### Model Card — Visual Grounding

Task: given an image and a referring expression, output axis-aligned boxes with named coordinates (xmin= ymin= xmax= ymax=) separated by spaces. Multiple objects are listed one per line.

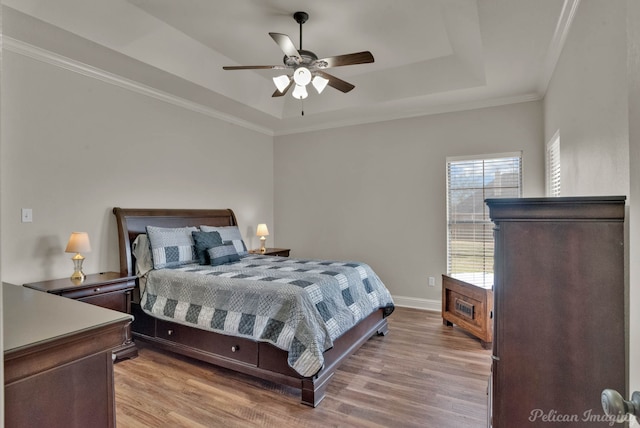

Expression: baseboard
xmin=392 ymin=295 xmax=441 ymax=312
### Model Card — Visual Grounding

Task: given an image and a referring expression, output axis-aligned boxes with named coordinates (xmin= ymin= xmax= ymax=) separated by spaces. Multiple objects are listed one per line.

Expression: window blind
xmin=546 ymin=132 xmax=561 ymax=196
xmin=446 ymin=153 xmax=522 ymax=286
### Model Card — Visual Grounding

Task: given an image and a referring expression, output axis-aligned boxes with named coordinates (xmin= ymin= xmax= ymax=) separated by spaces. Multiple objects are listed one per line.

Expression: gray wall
xmin=274 ymin=102 xmax=545 ymax=308
xmin=1 ymin=49 xmax=274 ymax=285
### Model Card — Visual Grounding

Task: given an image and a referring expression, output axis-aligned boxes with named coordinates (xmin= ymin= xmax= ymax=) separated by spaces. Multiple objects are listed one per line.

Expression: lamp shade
xmin=256 ymin=224 xmax=269 ymax=237
xmin=273 ymin=75 xmax=291 ymax=93
xmin=312 ymin=75 xmax=329 ymax=94
xmin=65 ymin=232 xmax=91 ymax=254
xmin=292 ymin=84 xmax=308 ymax=100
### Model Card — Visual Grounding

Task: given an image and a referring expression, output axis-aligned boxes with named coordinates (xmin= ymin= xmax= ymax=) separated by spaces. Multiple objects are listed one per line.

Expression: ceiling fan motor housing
xmin=293 ymin=11 xmax=308 ymax=25
xmin=283 ymin=50 xmax=318 ymax=67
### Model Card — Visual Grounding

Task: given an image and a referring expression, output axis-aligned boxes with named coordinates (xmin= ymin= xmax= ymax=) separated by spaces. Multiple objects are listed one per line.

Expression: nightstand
xmin=248 ymin=248 xmax=291 ymax=257
xmin=24 ymin=271 xmax=138 ymax=360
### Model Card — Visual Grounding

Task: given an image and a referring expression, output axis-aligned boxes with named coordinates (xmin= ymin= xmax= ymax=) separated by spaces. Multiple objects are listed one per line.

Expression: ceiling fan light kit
xmin=223 ymin=11 xmax=374 ymax=104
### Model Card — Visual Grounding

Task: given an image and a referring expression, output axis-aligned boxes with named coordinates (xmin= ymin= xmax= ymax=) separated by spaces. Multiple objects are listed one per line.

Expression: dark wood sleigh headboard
xmin=112 ymin=207 xmax=238 ymax=277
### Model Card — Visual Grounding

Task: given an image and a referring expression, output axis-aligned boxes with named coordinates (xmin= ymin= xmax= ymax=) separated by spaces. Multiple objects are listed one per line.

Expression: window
xmin=546 ymin=131 xmax=561 ymax=196
xmin=446 ymin=152 xmax=522 ymax=286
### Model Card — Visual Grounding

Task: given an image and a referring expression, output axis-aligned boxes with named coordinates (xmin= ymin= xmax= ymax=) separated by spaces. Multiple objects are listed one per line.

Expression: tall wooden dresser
xmin=486 ymin=196 xmax=626 ymax=428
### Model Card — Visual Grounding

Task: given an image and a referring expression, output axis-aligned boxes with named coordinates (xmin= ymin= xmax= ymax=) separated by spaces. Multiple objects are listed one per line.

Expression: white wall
xmin=1 ymin=47 xmax=274 ymax=286
xmin=274 ymin=102 xmax=545 ymax=308
xmin=544 ymin=0 xmax=638 ymax=395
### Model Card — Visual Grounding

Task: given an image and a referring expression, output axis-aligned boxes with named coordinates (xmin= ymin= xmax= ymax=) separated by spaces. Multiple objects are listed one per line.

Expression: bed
xmin=113 ymin=207 xmax=394 ymax=406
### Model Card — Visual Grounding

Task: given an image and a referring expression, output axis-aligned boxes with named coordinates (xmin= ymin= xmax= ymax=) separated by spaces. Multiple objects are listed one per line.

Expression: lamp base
xmin=70 ymin=254 xmax=86 ymax=282
xmin=260 ymin=236 xmax=267 ymax=253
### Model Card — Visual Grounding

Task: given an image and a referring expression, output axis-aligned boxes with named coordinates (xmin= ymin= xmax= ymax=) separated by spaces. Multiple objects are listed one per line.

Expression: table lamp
xmin=256 ymin=224 xmax=269 ymax=253
xmin=65 ymin=232 xmax=91 ymax=281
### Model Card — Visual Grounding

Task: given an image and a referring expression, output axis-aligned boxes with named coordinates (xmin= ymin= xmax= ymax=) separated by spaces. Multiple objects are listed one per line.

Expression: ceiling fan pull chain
xmin=301 ymin=99 xmax=304 ymax=116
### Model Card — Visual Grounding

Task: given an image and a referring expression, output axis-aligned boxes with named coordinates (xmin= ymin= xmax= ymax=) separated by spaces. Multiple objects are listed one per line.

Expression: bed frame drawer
xmin=156 ymin=319 xmax=258 ymax=365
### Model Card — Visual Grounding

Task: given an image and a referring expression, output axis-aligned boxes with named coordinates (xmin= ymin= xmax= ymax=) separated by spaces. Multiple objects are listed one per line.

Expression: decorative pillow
xmin=146 ymin=225 xmax=198 ymax=269
xmin=192 ymin=231 xmax=223 ymax=265
xmin=132 ymin=234 xmax=153 ymax=276
xmin=208 ymin=242 xmax=241 ymax=266
xmin=200 ymin=225 xmax=248 ymax=256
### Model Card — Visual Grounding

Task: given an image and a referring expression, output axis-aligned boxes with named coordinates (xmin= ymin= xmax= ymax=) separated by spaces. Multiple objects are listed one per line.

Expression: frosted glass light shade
xmin=273 ymin=75 xmax=291 ymax=93
xmin=312 ymin=75 xmax=329 ymax=94
xmin=292 ymin=84 xmax=308 ymax=99
xmin=293 ymin=67 xmax=312 ymax=86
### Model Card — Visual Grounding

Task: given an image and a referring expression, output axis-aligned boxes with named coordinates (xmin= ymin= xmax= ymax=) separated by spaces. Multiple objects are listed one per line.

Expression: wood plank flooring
xmin=114 ymin=307 xmax=491 ymax=427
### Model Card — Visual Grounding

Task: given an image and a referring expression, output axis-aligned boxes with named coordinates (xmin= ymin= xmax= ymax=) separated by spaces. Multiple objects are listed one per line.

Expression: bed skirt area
xmin=130 ymin=303 xmax=389 ymax=406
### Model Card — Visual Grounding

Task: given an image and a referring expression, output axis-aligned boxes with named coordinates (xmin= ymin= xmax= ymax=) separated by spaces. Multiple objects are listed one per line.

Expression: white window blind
xmin=446 ymin=153 xmax=522 ymax=286
xmin=546 ymin=131 xmax=561 ymax=196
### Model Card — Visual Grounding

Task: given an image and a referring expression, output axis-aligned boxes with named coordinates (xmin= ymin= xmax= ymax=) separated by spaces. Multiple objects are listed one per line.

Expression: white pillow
xmin=132 ymin=234 xmax=153 ymax=276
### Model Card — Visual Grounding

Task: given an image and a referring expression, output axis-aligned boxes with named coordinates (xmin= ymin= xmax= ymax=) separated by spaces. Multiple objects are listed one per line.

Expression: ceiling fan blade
xmin=314 ymin=51 xmax=374 ymax=69
xmin=315 ymin=71 xmax=355 ymax=93
xmin=272 ymin=80 xmax=294 ymax=97
xmin=269 ymin=33 xmax=300 ymax=59
xmin=223 ymin=65 xmax=287 ymax=70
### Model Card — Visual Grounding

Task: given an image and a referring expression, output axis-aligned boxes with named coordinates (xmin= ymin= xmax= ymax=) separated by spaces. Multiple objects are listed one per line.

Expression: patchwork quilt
xmin=140 ymin=255 xmax=395 ymax=377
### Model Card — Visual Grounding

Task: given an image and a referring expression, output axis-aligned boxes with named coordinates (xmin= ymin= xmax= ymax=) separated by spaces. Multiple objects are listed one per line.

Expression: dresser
xmin=3 ymin=283 xmax=133 ymax=427
xmin=486 ymin=196 xmax=626 ymax=428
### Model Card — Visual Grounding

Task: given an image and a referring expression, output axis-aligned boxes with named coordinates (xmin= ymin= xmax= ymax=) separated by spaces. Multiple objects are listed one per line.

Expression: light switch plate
xmin=21 ymin=208 xmax=33 ymax=223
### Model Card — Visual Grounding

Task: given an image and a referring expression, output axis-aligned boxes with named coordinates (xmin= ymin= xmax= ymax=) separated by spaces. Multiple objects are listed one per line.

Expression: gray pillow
xmin=208 ymin=242 xmax=241 ymax=266
xmin=200 ymin=225 xmax=248 ymax=256
xmin=146 ymin=225 xmax=198 ymax=269
xmin=192 ymin=231 xmax=223 ymax=265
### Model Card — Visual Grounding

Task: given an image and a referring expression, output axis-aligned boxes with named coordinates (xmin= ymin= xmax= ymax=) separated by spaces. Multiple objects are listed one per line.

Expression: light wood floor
xmin=114 ymin=307 xmax=491 ymax=427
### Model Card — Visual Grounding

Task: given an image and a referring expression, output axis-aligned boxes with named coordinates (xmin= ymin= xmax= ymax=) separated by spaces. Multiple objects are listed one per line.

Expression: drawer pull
xmin=94 ymin=288 xmax=101 ymax=292
xmin=167 ymin=329 xmax=174 ymax=336
xmin=231 ymin=345 xmax=239 ymax=353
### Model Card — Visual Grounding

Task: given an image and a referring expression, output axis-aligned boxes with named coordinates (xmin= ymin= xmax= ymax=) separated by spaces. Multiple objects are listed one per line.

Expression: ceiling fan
xmin=223 ymin=11 xmax=374 ymax=100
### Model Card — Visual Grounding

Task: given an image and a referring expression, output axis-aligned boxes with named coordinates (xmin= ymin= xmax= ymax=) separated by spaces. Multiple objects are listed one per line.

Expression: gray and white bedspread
xmin=140 ymin=255 xmax=395 ymax=377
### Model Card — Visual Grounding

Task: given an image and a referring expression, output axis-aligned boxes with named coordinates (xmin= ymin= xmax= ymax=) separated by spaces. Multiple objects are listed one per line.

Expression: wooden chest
xmin=442 ymin=274 xmax=493 ymax=349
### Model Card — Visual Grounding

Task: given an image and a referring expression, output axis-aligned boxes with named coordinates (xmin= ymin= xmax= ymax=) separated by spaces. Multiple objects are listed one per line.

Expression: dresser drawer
xmin=156 ymin=319 xmax=258 ymax=365
xmin=58 ymin=281 xmax=134 ymax=300
xmin=78 ymin=291 xmax=128 ymax=312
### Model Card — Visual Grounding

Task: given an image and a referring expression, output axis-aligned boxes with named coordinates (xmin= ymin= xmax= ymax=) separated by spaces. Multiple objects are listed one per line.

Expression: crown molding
xmin=3 ymin=36 xmax=275 ymax=137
